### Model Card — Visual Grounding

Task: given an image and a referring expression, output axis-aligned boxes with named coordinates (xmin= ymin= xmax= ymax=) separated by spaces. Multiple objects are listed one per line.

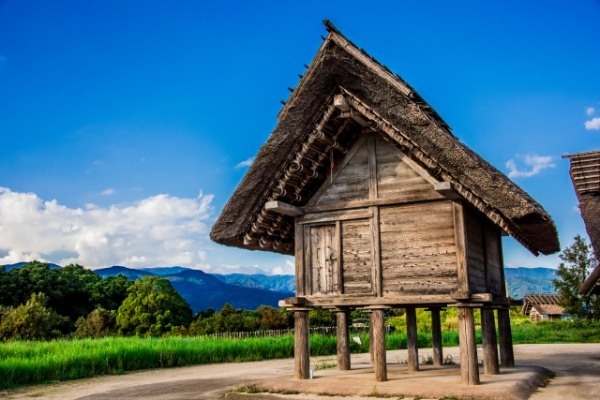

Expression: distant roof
xmin=211 ymin=21 xmax=560 ymax=257
xmin=521 ymin=294 xmax=563 ymax=315
xmin=564 ymin=150 xmax=600 ymax=295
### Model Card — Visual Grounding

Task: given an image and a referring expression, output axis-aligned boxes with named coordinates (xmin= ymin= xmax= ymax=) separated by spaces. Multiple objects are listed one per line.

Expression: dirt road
xmin=3 ymin=343 xmax=599 ymax=399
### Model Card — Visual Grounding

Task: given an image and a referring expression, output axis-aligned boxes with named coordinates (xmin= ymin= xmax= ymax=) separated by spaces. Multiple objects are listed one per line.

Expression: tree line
xmin=1 ymin=236 xmax=597 ymax=341
xmin=0 ymin=261 xmax=343 ymax=341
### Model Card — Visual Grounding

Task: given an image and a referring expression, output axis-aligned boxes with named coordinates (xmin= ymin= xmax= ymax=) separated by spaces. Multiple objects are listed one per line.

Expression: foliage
xmin=308 ymin=307 xmax=335 ymax=327
xmin=0 ymin=293 xmax=67 ymax=341
xmin=553 ymin=235 xmax=599 ymax=318
xmin=74 ymin=308 xmax=117 ymax=339
xmin=116 ymin=276 xmax=193 ymax=336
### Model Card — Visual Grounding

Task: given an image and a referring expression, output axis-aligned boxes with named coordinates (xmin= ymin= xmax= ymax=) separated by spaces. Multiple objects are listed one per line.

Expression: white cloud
xmin=0 ymin=187 xmax=213 ymax=268
xmin=586 ymin=107 xmax=596 ymax=116
xmin=585 ymin=117 xmax=600 ymax=131
xmin=505 ymin=154 xmax=555 ymax=178
xmin=272 ymin=259 xmax=294 ymax=275
xmin=235 ymin=157 xmax=254 ymax=169
xmin=100 ymin=188 xmax=115 ymax=196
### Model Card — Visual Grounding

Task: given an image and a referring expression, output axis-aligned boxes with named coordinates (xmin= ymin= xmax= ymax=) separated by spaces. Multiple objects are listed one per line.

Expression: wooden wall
xmin=296 ymin=134 xmax=505 ymax=304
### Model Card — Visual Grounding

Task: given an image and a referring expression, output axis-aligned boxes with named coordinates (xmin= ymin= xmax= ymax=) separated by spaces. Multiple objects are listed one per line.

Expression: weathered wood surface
xmin=497 ymin=307 xmax=515 ymax=367
xmin=294 ymin=309 xmax=310 ymax=379
xmin=371 ymin=308 xmax=387 ymax=381
xmin=406 ymin=306 xmax=419 ymax=372
xmin=484 ymin=223 xmax=503 ymax=296
xmin=295 ymin=222 xmax=305 ymax=296
xmin=341 ymin=219 xmax=373 ymax=294
xmin=380 ymin=202 xmax=458 ymax=295
xmin=309 ymin=224 xmax=337 ymax=295
xmin=336 ymin=310 xmax=351 ymax=370
xmin=458 ymin=307 xmax=480 ymax=385
xmin=481 ymin=307 xmax=500 ymax=375
xmin=265 ymin=200 xmax=305 ymax=217
xmin=430 ymin=307 xmax=443 ymax=366
xmin=315 ymin=139 xmax=370 ymax=205
xmin=453 ymin=202 xmax=470 ymax=299
xmin=290 ymin=293 xmax=492 ymax=307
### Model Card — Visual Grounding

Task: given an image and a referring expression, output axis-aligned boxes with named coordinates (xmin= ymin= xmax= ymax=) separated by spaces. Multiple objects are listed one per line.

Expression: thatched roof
xmin=211 ymin=21 xmax=559 ymax=257
xmin=521 ymin=294 xmax=563 ymax=316
xmin=566 ymin=150 xmax=600 ymax=295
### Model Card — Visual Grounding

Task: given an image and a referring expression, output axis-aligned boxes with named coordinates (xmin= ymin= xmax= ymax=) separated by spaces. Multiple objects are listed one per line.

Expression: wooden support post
xmin=293 ymin=308 xmax=311 ymax=379
xmin=335 ymin=309 xmax=351 ymax=370
xmin=458 ymin=307 xmax=480 ymax=385
xmin=497 ymin=307 xmax=515 ymax=368
xmin=406 ymin=306 xmax=419 ymax=372
xmin=430 ymin=307 xmax=443 ymax=367
xmin=367 ymin=310 xmax=374 ymax=365
xmin=481 ymin=307 xmax=500 ymax=374
xmin=370 ymin=308 xmax=387 ymax=382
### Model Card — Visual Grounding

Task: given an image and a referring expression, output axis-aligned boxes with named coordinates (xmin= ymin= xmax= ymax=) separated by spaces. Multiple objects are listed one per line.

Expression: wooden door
xmin=308 ymin=224 xmax=339 ymax=295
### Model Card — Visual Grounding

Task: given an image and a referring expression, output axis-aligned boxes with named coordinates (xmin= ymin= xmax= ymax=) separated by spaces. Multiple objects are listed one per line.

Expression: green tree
xmin=553 ymin=235 xmax=597 ymax=318
xmin=55 ymin=264 xmax=103 ymax=322
xmin=0 ymin=293 xmax=67 ymax=340
xmin=74 ymin=308 xmax=117 ymax=338
xmin=309 ymin=308 xmax=335 ymax=327
xmin=256 ymin=306 xmax=292 ymax=330
xmin=93 ymin=274 xmax=133 ymax=311
xmin=116 ymin=276 xmax=192 ymax=336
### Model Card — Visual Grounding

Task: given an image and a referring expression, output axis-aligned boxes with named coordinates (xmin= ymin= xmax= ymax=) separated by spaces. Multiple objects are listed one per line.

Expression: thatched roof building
xmin=521 ymin=294 xmax=565 ymax=321
xmin=211 ymin=21 xmax=559 ymax=257
xmin=566 ymin=150 xmax=600 ymax=295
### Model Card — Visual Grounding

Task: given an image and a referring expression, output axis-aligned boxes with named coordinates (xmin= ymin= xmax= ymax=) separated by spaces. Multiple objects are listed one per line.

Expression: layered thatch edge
xmin=566 ymin=150 xmax=600 ymax=295
xmin=210 ymin=21 xmax=559 ymax=256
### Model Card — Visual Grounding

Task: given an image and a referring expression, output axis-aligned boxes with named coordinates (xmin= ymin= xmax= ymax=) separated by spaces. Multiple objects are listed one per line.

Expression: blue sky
xmin=0 ymin=1 xmax=599 ymax=274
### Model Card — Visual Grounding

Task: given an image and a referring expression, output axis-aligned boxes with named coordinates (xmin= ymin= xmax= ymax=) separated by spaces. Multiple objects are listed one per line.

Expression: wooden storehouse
xmin=565 ymin=150 xmax=600 ymax=296
xmin=521 ymin=294 xmax=565 ymax=322
xmin=211 ymin=22 xmax=559 ymax=385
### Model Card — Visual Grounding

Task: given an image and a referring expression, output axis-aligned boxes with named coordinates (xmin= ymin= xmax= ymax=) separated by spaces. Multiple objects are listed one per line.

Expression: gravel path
xmin=3 ymin=343 xmax=599 ymax=399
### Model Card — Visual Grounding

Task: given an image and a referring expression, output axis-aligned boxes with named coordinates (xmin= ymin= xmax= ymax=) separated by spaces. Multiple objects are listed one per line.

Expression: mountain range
xmin=94 ymin=266 xmax=294 ymax=313
xmin=3 ymin=262 xmax=557 ymax=312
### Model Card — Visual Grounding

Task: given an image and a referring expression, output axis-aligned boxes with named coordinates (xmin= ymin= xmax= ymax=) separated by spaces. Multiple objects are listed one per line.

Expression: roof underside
xmin=210 ymin=23 xmax=560 ymax=257
xmin=567 ymin=150 xmax=600 ymax=295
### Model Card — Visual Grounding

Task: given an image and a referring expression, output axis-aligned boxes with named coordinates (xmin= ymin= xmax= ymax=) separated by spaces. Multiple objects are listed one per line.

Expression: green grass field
xmin=1 ymin=320 xmax=599 ymax=389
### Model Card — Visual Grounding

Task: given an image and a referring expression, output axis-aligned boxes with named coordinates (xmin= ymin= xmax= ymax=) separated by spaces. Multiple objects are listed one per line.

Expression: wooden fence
xmin=207 ymin=325 xmax=394 ymax=339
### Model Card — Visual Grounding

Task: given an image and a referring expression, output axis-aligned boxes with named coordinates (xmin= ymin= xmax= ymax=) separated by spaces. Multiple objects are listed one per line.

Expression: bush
xmin=74 ymin=308 xmax=117 ymax=339
xmin=0 ymin=293 xmax=67 ymax=341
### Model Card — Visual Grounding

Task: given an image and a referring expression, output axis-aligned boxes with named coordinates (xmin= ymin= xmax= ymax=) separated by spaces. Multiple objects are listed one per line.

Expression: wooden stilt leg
xmin=430 ymin=307 xmax=443 ymax=367
xmin=406 ymin=306 xmax=419 ymax=371
xmin=370 ymin=308 xmax=387 ymax=382
xmin=336 ymin=309 xmax=350 ymax=370
xmin=294 ymin=309 xmax=310 ymax=379
xmin=368 ymin=311 xmax=374 ymax=365
xmin=481 ymin=307 xmax=500 ymax=374
xmin=497 ymin=307 xmax=515 ymax=368
xmin=458 ymin=307 xmax=480 ymax=385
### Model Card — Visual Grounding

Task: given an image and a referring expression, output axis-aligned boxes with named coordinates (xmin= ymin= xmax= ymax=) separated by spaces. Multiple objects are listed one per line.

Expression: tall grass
xmin=1 ymin=320 xmax=599 ymax=389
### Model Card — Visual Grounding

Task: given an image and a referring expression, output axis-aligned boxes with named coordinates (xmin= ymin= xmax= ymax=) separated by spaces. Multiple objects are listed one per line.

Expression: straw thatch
xmin=566 ymin=150 xmax=600 ymax=295
xmin=211 ymin=21 xmax=559 ymax=257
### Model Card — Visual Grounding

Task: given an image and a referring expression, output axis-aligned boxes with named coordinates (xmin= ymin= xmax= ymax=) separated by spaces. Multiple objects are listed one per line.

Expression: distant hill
xmin=2 ymin=262 xmax=61 ymax=271
xmin=213 ymin=273 xmax=295 ymax=293
xmin=504 ymin=267 xmax=557 ymax=300
xmin=95 ymin=266 xmax=293 ymax=313
xmin=95 ymin=266 xmax=154 ymax=280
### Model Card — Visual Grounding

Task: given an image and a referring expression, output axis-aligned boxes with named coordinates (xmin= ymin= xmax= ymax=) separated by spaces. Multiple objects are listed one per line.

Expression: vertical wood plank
xmin=295 ymin=221 xmax=305 ymax=296
xmin=368 ymin=135 xmax=378 ymax=200
xmin=406 ymin=306 xmax=419 ymax=372
xmin=371 ymin=308 xmax=387 ymax=381
xmin=453 ymin=202 xmax=470 ymax=299
xmin=334 ymin=220 xmax=343 ymax=294
xmin=304 ymin=225 xmax=312 ymax=295
xmin=497 ymin=308 xmax=515 ymax=368
xmin=430 ymin=307 xmax=443 ymax=367
xmin=294 ymin=309 xmax=310 ymax=379
xmin=458 ymin=307 xmax=480 ymax=385
xmin=371 ymin=206 xmax=382 ymax=296
xmin=336 ymin=310 xmax=351 ymax=370
xmin=481 ymin=218 xmax=490 ymax=292
xmin=368 ymin=310 xmax=374 ymax=365
xmin=481 ymin=307 xmax=500 ymax=374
